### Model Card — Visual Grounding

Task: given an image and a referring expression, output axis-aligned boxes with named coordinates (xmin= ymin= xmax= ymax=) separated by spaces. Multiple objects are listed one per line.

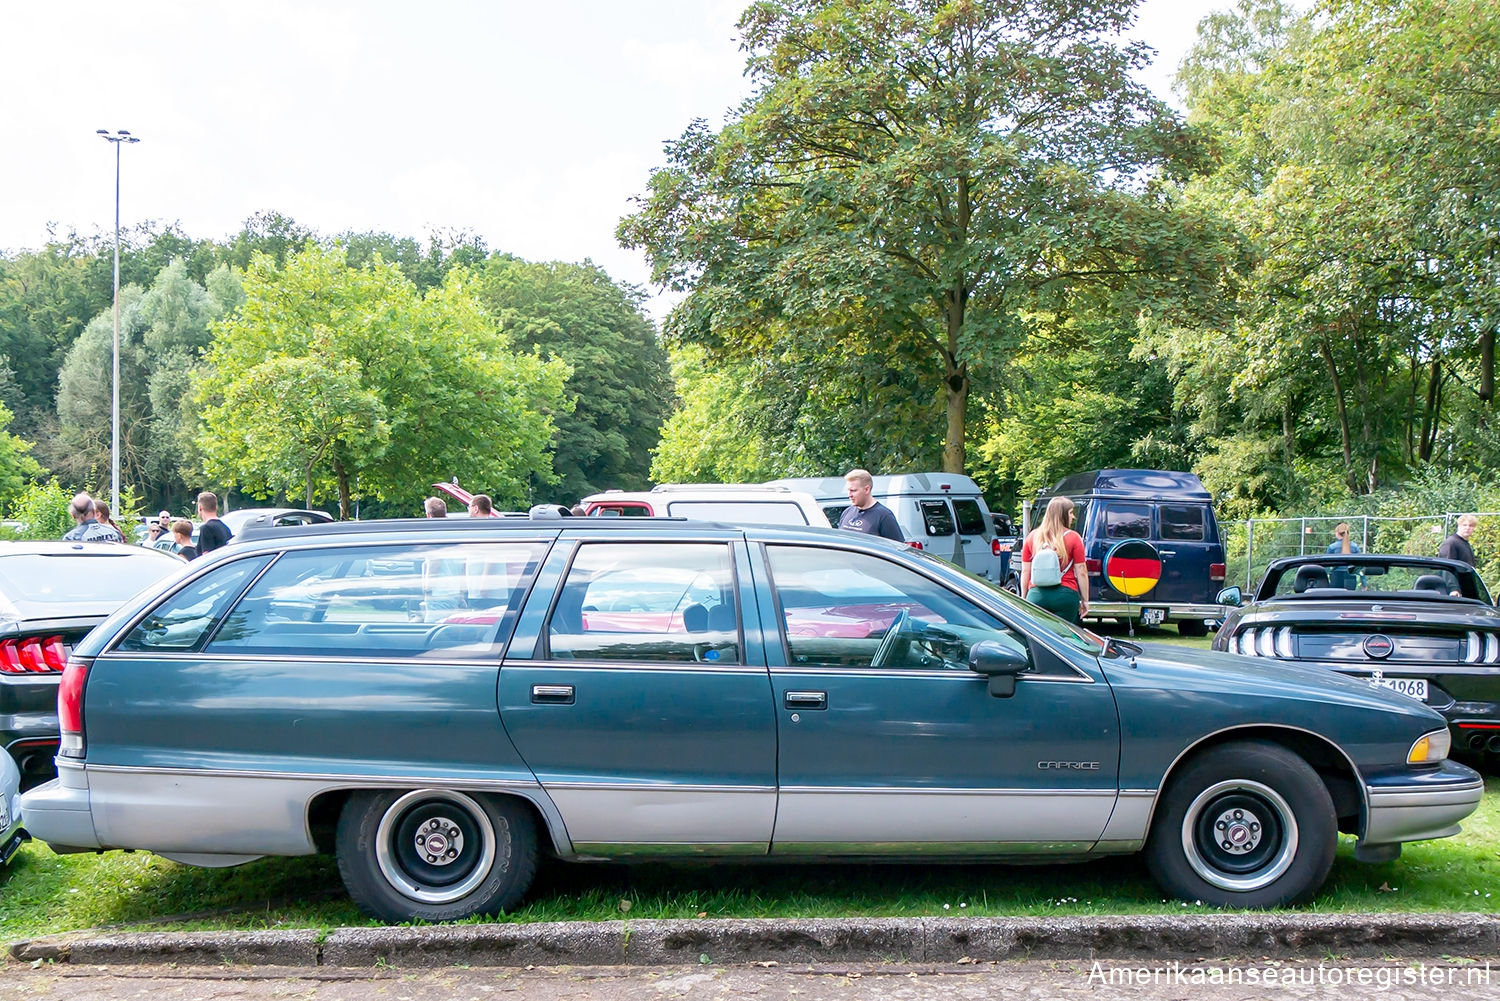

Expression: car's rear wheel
xmin=1176 ymin=619 xmax=1209 ymax=637
xmin=336 ymin=789 xmax=537 ymax=923
xmin=1145 ymin=741 xmax=1336 ymax=907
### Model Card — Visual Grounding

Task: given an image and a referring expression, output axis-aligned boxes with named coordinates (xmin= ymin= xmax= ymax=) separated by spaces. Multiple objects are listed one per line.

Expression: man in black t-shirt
xmin=1438 ymin=513 xmax=1478 ymax=567
xmin=196 ymin=491 xmax=232 ymax=554
xmin=837 ymin=468 xmax=904 ymax=542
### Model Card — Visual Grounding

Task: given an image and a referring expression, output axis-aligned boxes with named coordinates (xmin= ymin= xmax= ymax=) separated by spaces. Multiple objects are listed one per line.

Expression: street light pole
xmin=97 ymin=128 xmax=139 ymax=518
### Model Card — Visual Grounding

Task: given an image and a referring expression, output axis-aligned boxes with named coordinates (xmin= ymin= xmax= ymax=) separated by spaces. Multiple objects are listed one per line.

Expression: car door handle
xmin=531 ymin=684 xmax=575 ymax=705
xmin=784 ymin=690 xmax=827 ymax=710
xmin=1158 ymin=549 xmax=1177 ymax=556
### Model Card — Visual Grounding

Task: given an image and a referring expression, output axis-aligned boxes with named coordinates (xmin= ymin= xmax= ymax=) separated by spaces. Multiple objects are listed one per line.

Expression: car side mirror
xmin=968 ymin=639 xmax=1030 ymax=698
xmin=1217 ymin=586 xmax=1243 ymax=607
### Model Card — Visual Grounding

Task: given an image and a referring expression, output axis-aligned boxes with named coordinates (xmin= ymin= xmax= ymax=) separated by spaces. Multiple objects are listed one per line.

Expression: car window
xmin=1103 ymin=503 xmax=1151 ymax=540
xmin=1159 ymin=504 xmax=1205 ymax=541
xmin=116 ymin=557 xmax=273 ymax=653
xmin=546 ymin=543 xmax=740 ymax=664
xmin=1273 ymin=562 xmax=1467 ymax=598
xmin=918 ymin=500 xmax=955 ymax=536
xmin=665 ymin=500 xmax=811 ymax=525
xmin=591 ymin=503 xmax=652 ymax=517
xmin=823 ymin=504 xmax=848 ymax=525
xmin=766 ymin=545 xmax=1029 ymax=671
xmin=952 ymin=499 xmax=988 ymax=536
xmin=206 ymin=543 xmax=547 ymax=659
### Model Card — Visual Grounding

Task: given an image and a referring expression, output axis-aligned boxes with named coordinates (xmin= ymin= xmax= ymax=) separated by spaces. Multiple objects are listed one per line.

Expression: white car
xmin=1 ymin=750 xmax=25 ymax=863
xmin=581 ymin=484 xmax=831 ymax=527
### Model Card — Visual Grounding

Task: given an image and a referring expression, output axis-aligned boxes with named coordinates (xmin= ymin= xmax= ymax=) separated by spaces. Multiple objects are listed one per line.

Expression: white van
xmin=580 ymin=484 xmax=831 ymax=527
xmin=766 ymin=473 xmax=1003 ymax=580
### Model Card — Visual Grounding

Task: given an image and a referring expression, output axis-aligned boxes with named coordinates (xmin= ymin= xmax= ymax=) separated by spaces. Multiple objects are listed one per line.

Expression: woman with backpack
xmin=1020 ymin=495 xmax=1089 ymax=623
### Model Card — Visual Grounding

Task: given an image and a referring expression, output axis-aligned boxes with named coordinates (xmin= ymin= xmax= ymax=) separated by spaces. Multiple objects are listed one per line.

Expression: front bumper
xmin=1360 ymin=760 xmax=1484 ymax=846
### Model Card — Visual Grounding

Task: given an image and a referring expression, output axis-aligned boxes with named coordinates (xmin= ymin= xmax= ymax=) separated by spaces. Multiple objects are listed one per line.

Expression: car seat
xmin=1292 ymin=565 xmax=1329 ymax=593
xmin=1413 ymin=574 xmax=1450 ymax=594
xmin=682 ymin=603 xmax=709 ymax=633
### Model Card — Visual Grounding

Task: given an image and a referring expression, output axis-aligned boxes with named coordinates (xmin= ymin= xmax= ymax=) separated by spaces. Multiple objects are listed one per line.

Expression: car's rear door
xmin=951 ymin=496 xmax=996 ymax=579
xmin=498 ymin=529 xmax=777 ymax=855
xmin=1153 ymin=503 xmax=1219 ymax=607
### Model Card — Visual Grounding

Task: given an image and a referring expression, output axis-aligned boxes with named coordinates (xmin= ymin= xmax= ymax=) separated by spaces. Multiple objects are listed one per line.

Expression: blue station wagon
xmin=21 ymin=517 xmax=1482 ymax=923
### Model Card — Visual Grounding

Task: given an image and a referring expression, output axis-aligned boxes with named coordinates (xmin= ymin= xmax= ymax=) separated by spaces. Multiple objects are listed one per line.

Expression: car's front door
xmin=498 ymin=535 xmax=777 ymax=856
xmin=760 ymin=543 xmax=1120 ymax=855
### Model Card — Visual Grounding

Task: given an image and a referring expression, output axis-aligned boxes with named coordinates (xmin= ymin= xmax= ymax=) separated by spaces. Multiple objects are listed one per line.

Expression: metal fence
xmin=1227 ymin=512 xmax=1499 ymax=591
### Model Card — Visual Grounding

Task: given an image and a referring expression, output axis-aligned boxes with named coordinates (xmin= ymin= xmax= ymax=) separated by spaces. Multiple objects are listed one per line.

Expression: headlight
xmin=1407 ymin=728 xmax=1451 ymax=764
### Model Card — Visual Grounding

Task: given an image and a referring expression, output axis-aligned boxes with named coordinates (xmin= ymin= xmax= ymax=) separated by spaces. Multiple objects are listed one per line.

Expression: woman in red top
xmin=1019 ymin=496 xmax=1089 ymax=623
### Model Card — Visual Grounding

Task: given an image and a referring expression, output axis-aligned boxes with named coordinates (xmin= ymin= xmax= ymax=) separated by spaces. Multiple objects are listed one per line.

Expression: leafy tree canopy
xmin=196 ymin=246 xmax=571 ymax=517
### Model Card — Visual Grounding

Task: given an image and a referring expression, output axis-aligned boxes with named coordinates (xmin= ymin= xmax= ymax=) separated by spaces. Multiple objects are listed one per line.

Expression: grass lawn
xmin=2 ymin=773 xmax=1495 ymax=942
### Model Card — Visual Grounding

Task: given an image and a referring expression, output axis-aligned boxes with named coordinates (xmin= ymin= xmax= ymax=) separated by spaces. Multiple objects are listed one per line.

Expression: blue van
xmin=1029 ymin=470 xmax=1226 ymax=636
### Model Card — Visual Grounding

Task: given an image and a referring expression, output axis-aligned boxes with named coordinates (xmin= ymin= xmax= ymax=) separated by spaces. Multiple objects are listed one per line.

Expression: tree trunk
xmin=1419 ymin=356 xmax=1442 ymax=462
xmin=1318 ymin=336 xmax=1355 ymax=492
xmin=942 ymin=280 xmax=969 ymax=474
xmin=304 ymin=461 xmax=315 ymax=509
xmin=334 ymin=459 xmax=351 ymax=521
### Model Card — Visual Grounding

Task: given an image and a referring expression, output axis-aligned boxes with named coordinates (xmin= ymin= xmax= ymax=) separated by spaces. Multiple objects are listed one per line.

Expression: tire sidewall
xmin=1146 ymin=741 xmax=1337 ymax=908
xmin=336 ymin=789 xmax=537 ymax=923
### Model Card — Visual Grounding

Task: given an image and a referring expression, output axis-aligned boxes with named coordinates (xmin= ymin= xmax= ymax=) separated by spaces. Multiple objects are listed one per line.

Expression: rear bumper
xmin=1086 ymin=602 xmax=1225 ymax=620
xmin=16 ymin=761 xmax=99 ymax=852
xmin=1360 ymin=761 xmax=1484 ymax=846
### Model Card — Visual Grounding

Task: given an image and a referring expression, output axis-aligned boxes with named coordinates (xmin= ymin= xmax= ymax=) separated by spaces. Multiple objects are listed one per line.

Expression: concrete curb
xmin=11 ymin=914 xmax=1500 ymax=969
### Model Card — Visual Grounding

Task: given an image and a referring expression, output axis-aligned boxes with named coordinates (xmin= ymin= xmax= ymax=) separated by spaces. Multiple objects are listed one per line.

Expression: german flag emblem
xmin=1104 ymin=539 xmax=1161 ymax=598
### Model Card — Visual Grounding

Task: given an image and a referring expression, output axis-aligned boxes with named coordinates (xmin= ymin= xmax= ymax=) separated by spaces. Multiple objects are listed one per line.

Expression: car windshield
xmin=909 ymin=548 xmax=1105 ymax=655
xmin=0 ymin=551 xmax=180 ymax=607
xmin=1265 ymin=559 xmax=1486 ymax=601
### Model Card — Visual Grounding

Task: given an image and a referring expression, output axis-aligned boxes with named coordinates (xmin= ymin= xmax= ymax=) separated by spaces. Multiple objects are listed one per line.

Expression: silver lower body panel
xmin=1362 ymin=777 xmax=1484 ymax=845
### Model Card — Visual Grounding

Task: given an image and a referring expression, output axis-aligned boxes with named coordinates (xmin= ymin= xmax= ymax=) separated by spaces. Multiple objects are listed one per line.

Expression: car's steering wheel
xmin=871 ymin=609 xmax=910 ymax=668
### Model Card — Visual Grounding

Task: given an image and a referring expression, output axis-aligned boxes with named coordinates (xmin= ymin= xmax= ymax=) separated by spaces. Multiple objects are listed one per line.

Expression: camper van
xmin=766 ymin=473 xmax=1004 ymax=581
xmin=1030 ymin=469 xmax=1226 ymax=636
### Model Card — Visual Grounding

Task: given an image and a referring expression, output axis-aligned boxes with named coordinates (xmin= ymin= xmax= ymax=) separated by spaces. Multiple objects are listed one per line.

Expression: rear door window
xmin=546 ymin=543 xmax=740 ymax=664
xmin=952 ymin=499 xmax=988 ymax=536
xmin=1103 ymin=503 xmax=1151 ymax=540
xmin=1159 ymin=504 xmax=1206 ymax=541
xmin=918 ymin=500 xmax=956 ymax=536
xmin=590 ymin=503 xmax=652 ymax=517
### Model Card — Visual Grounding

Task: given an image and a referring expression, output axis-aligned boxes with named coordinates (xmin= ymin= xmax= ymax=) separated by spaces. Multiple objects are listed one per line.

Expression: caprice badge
xmin=1037 ymin=761 xmax=1101 ymax=770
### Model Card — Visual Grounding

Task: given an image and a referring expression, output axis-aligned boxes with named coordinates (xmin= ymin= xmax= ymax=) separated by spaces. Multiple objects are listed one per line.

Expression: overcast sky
xmin=0 ymin=0 xmax=1213 ymax=318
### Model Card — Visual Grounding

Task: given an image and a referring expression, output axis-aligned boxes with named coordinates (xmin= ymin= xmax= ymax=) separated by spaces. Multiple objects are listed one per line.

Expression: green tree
xmin=197 ymin=246 xmax=570 ymax=517
xmin=621 ymin=0 xmax=1212 ymax=474
xmin=0 ymin=401 xmax=45 ymax=510
xmin=475 ymin=256 xmax=670 ymax=500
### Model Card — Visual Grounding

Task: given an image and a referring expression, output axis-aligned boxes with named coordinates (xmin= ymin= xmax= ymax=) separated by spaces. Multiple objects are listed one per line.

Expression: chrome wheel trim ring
xmin=1180 ymin=778 xmax=1299 ymax=892
xmin=375 ymin=790 xmax=497 ymax=904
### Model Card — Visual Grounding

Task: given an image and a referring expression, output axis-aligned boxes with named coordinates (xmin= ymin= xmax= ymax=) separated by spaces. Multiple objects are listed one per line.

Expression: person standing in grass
xmin=1439 ymin=513 xmax=1478 ymax=567
xmin=1020 ymin=495 xmax=1088 ymax=624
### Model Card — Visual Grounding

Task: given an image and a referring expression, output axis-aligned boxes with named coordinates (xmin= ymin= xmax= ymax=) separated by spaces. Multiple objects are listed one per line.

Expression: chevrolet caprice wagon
xmin=21 ymin=518 xmax=1483 ymax=922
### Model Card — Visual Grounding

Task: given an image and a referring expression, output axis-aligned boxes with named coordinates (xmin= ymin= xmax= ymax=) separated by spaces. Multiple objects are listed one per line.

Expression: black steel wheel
xmin=336 ymin=789 xmax=537 ymax=923
xmin=1145 ymin=741 xmax=1336 ymax=907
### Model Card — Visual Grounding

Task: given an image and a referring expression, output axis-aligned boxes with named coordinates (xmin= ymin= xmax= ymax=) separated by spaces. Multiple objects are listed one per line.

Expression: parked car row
xmin=14 ymin=514 xmax=1481 ymax=925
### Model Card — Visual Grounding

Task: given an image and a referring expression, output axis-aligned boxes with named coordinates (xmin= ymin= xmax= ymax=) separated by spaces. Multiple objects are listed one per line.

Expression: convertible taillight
xmin=1463 ymin=631 xmax=1500 ymax=664
xmin=1235 ymin=626 xmax=1294 ymax=659
xmin=0 ymin=634 xmax=69 ymax=673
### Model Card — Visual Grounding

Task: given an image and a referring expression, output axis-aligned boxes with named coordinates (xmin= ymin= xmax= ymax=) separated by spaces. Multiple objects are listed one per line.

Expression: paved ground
xmin=2 ymin=958 xmax=1496 ymax=1001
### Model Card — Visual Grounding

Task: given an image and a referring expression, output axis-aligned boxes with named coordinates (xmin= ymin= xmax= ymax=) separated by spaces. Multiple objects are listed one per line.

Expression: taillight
xmin=991 ymin=538 xmax=1002 ymax=556
xmin=907 ymin=540 xmax=923 ymax=550
xmin=1210 ymin=563 xmax=1227 ymax=581
xmin=0 ymin=634 xmax=69 ymax=673
xmin=57 ymin=658 xmax=90 ymax=758
xmin=1085 ymin=558 xmax=1102 ymax=575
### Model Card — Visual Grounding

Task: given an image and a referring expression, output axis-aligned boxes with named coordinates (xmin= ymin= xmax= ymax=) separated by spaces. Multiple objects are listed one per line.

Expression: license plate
xmin=1140 ymin=608 xmax=1165 ymax=626
xmin=1369 ymin=677 xmax=1428 ymax=700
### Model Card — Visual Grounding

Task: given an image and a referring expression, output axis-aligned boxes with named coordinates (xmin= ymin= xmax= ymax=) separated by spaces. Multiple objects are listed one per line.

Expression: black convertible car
xmin=1215 ymin=554 xmax=1500 ymax=760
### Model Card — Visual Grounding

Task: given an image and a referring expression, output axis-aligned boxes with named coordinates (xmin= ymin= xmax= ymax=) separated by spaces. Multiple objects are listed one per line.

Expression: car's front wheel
xmin=336 ymin=789 xmax=538 ymax=923
xmin=1145 ymin=741 xmax=1336 ymax=908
